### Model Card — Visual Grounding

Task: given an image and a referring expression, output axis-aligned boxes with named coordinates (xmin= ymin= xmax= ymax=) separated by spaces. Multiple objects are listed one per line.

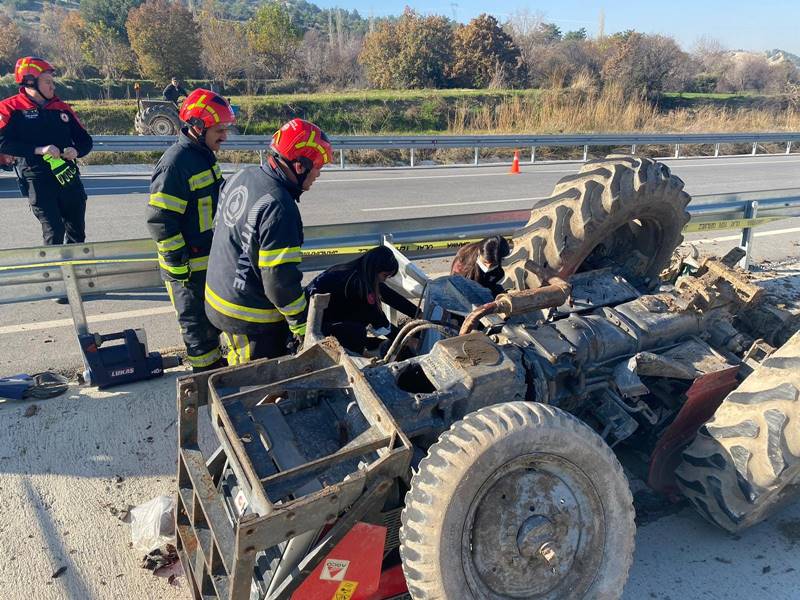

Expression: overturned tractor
xmin=174 ymin=156 xmax=800 ymax=600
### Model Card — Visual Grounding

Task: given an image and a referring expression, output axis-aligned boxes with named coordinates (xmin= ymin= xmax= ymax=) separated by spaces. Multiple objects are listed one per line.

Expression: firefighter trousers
xmin=165 ymin=271 xmax=223 ymax=371
xmin=220 ymin=323 xmax=290 ymax=365
xmin=27 ymin=176 xmax=88 ymax=245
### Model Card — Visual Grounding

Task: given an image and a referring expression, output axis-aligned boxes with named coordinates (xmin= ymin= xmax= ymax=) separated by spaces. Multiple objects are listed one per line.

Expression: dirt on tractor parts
xmin=166 ymin=155 xmax=800 ymax=600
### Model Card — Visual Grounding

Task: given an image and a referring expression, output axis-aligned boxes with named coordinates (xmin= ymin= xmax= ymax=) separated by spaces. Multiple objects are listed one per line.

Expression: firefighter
xmin=0 ymin=57 xmax=93 ymax=246
xmin=205 ymin=118 xmax=333 ymax=364
xmin=146 ymin=89 xmax=235 ymax=372
xmin=306 ymin=246 xmax=418 ymax=355
xmin=162 ymin=77 xmax=187 ymax=105
xmin=451 ymin=235 xmax=511 ymax=297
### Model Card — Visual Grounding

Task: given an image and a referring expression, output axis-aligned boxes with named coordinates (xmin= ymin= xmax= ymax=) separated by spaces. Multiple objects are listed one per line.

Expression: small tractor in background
xmin=174 ymin=156 xmax=800 ymax=599
xmin=134 ymin=94 xmax=241 ymax=136
xmin=134 ymin=98 xmax=183 ymax=136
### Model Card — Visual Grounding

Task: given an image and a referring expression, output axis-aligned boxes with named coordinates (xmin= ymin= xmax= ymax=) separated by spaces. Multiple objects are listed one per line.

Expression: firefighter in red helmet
xmin=205 ymin=118 xmax=334 ymax=364
xmin=0 ymin=57 xmax=93 ymax=246
xmin=145 ymin=89 xmax=236 ymax=372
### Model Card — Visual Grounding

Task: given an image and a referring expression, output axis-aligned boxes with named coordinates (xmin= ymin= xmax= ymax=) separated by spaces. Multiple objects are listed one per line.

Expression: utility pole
xmin=598 ymin=8 xmax=605 ymax=39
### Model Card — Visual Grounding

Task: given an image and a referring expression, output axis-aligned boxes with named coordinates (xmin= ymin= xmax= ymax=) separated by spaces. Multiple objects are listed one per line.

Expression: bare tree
xmin=298 ymin=28 xmax=364 ymax=89
xmin=719 ymin=54 xmax=771 ymax=92
xmin=198 ymin=6 xmax=245 ymax=88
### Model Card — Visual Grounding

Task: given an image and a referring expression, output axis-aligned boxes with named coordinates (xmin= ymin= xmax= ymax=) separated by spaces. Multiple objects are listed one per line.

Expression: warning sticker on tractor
xmin=234 ymin=490 xmax=248 ymax=515
xmin=320 ymin=559 xmax=350 ymax=581
xmin=332 ymin=580 xmax=358 ymax=600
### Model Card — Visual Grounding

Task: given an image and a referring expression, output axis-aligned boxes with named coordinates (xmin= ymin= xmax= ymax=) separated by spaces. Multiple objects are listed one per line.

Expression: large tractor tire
xmin=399 ymin=402 xmax=635 ymax=600
xmin=134 ymin=110 xmax=147 ymax=135
xmin=676 ymin=330 xmax=800 ymax=532
xmin=506 ymin=155 xmax=691 ymax=291
xmin=141 ymin=104 xmax=180 ymax=136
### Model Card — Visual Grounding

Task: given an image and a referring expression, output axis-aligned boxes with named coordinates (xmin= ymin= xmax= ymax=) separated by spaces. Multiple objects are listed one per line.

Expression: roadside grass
xmin=70 ymin=86 xmax=800 ymax=165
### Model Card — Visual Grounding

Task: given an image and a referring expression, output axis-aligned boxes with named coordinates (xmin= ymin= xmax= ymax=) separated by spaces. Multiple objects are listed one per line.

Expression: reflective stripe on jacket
xmin=145 ymin=128 xmax=223 ymax=280
xmin=205 ymin=161 xmax=307 ymax=336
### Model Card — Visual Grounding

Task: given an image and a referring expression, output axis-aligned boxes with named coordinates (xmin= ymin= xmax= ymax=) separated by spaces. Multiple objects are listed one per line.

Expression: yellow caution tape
xmin=682 ymin=216 xmax=783 ymax=233
xmin=0 ymin=257 xmax=157 ymax=271
xmin=302 ymin=237 xmax=483 ymax=257
xmin=0 ymin=216 xmax=787 ymax=271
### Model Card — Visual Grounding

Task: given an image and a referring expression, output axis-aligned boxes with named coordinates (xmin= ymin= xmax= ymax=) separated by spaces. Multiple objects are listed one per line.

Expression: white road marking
xmin=692 ymin=225 xmax=800 ymax=244
xmin=363 ymin=196 xmax=549 ymax=211
xmin=1 ymin=157 xmax=798 ymax=196
xmin=0 ymin=305 xmax=174 ymax=335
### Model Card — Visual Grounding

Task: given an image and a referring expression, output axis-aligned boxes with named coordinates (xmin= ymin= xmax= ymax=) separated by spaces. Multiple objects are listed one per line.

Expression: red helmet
xmin=271 ymin=119 xmax=333 ymax=170
xmin=15 ymin=57 xmax=55 ymax=86
xmin=179 ymin=89 xmax=236 ymax=130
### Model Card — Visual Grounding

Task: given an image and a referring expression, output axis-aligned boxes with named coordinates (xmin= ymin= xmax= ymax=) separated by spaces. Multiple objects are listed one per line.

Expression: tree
xmin=39 ymin=8 xmax=89 ymax=78
xmin=80 ymin=0 xmax=145 ymax=38
xmin=602 ymin=33 xmax=689 ymax=97
xmin=0 ymin=13 xmax=21 ymax=72
xmin=534 ymin=22 xmax=562 ymax=45
xmin=719 ymin=53 xmax=771 ymax=92
xmin=564 ymin=28 xmax=587 ymax=41
xmin=528 ymin=39 xmax=602 ymax=88
xmin=84 ymin=21 xmax=134 ymax=82
xmin=246 ymin=1 xmax=301 ymax=79
xmin=452 ymin=14 xmax=526 ymax=88
xmin=297 ymin=28 xmax=364 ymax=89
xmin=197 ymin=6 xmax=247 ymax=87
xmin=359 ymin=9 xmax=453 ymax=89
xmin=126 ymin=0 xmax=201 ymax=81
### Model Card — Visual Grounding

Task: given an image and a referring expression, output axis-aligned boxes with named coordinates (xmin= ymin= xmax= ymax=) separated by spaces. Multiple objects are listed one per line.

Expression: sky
xmin=312 ymin=0 xmax=800 ymax=55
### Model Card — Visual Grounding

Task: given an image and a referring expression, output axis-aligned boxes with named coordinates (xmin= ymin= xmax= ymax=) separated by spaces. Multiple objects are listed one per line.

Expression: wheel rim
xmin=151 ymin=117 xmax=175 ymax=135
xmin=462 ymin=453 xmax=606 ymax=599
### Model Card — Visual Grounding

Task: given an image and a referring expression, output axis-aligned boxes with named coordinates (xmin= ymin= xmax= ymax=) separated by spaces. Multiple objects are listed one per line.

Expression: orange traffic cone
xmin=510 ymin=150 xmax=520 ymax=174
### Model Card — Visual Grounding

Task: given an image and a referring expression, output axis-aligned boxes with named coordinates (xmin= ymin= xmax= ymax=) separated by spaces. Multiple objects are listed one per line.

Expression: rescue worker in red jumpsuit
xmin=146 ymin=89 xmax=236 ymax=372
xmin=0 ymin=57 xmax=93 ymax=246
xmin=205 ymin=119 xmax=334 ymax=364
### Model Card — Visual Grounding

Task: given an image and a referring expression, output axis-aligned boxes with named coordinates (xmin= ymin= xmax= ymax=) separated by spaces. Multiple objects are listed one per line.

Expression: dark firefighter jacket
xmin=0 ymin=90 xmax=93 ymax=181
xmin=145 ymin=128 xmax=223 ymax=280
xmin=205 ymin=159 xmax=307 ymax=337
xmin=307 ymin=264 xmax=417 ymax=330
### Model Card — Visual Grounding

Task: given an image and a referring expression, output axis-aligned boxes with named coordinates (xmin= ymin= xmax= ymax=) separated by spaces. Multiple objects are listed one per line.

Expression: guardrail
xmin=3 ymin=188 xmax=800 ymax=349
xmin=92 ymin=132 xmax=800 ymax=167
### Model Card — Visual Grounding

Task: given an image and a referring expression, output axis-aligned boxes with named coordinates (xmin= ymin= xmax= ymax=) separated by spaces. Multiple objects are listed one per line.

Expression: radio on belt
xmin=79 ymin=329 xmax=182 ymax=389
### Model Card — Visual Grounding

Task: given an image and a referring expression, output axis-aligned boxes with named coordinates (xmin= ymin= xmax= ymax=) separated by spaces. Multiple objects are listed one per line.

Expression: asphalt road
xmin=2 ymin=155 xmax=800 ymax=375
xmin=2 ymin=154 xmax=800 ymax=249
xmin=2 ymin=374 xmax=799 ymax=600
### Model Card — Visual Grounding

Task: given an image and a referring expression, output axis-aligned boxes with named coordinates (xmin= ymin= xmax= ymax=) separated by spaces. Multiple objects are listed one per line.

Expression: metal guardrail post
xmin=714 ymin=143 xmax=720 ymax=157
xmin=582 ymin=145 xmax=588 ymax=162
xmin=340 ymin=149 xmax=345 ymax=169
xmin=674 ymin=144 xmax=680 ymax=158
xmin=530 ymin=146 xmax=536 ymax=163
xmin=788 ymin=141 xmax=793 ymax=155
xmin=258 ymin=150 xmax=264 ymax=166
xmin=61 ymin=264 xmax=88 ymax=336
xmin=631 ymin=144 xmax=636 ymax=155
xmin=410 ymin=148 xmax=415 ymax=168
xmin=739 ymin=200 xmax=759 ymax=270
xmin=474 ymin=147 xmax=479 ymax=166
xmin=752 ymin=142 xmax=758 ymax=156
xmin=61 ymin=263 xmax=90 ymax=368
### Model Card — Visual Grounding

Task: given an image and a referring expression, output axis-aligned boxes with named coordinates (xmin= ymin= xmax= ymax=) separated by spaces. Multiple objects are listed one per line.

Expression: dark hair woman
xmin=450 ymin=235 xmax=511 ymax=296
xmin=306 ymin=246 xmax=417 ymax=354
